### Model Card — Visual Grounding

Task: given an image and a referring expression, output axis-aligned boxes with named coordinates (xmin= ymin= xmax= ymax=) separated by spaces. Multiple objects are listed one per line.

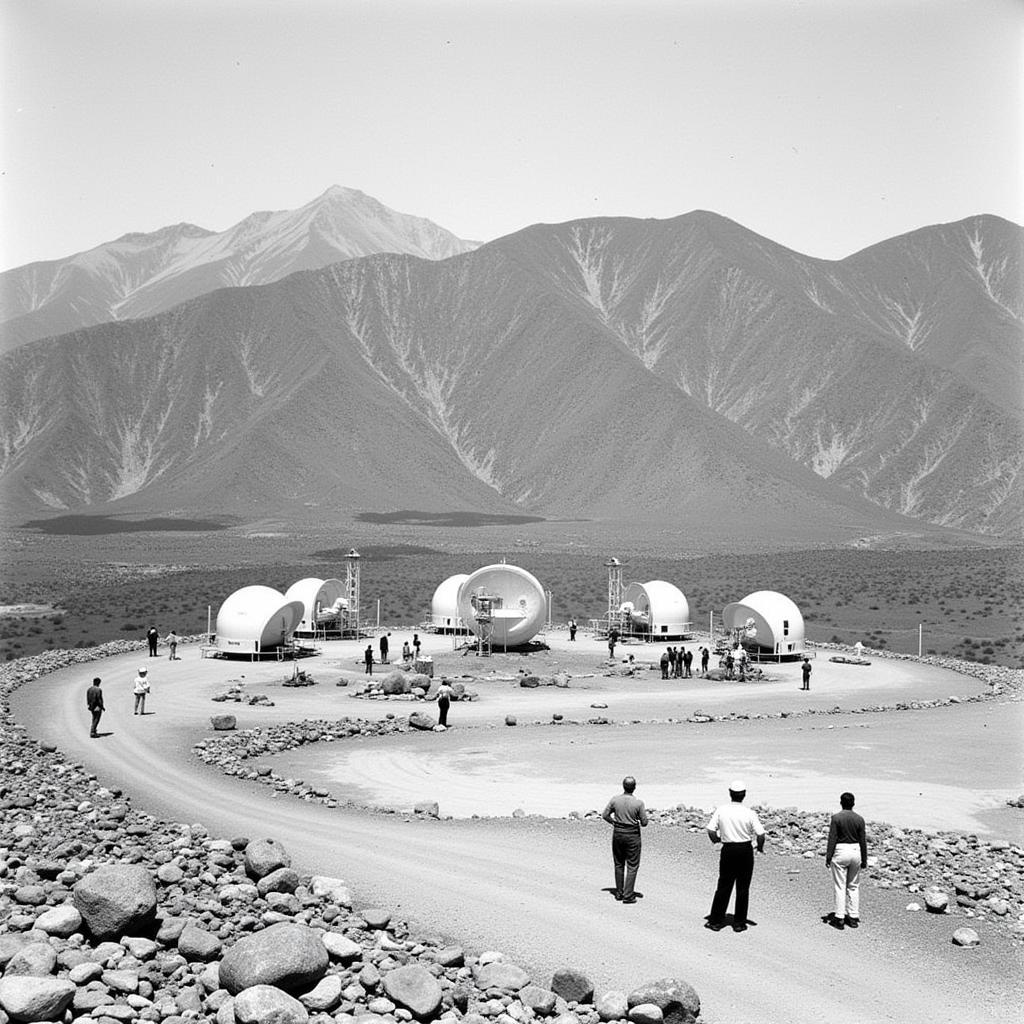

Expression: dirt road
xmin=11 ymin=642 xmax=1023 ymax=1024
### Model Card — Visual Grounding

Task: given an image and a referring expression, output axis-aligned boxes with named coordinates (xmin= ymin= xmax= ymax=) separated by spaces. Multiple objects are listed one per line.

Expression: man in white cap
xmin=705 ymin=780 xmax=766 ymax=932
xmin=133 ymin=667 xmax=151 ymax=715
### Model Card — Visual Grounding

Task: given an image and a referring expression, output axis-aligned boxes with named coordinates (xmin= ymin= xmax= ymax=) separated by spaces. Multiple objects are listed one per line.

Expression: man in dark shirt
xmin=602 ymin=776 xmax=649 ymax=903
xmin=86 ymin=677 xmax=105 ymax=737
xmin=826 ymin=791 xmax=868 ymax=929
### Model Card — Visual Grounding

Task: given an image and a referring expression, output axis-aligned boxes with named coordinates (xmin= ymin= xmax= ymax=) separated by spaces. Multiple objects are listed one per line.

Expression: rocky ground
xmin=2 ymin=640 xmax=1022 ymax=1024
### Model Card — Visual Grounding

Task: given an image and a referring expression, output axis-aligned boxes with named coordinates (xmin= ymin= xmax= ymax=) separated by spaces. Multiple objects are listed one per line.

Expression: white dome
xmin=284 ymin=577 xmax=346 ymax=632
xmin=430 ymin=573 xmax=470 ymax=630
xmin=215 ymin=585 xmax=304 ymax=654
xmin=722 ymin=590 xmax=805 ymax=656
xmin=457 ymin=564 xmax=547 ymax=648
xmin=623 ymin=580 xmax=689 ymax=636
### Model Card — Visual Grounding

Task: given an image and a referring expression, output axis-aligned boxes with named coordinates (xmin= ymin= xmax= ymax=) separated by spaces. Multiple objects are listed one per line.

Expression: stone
xmin=596 ymin=991 xmax=629 ymax=1022
xmin=382 ymin=964 xmax=443 ymax=1020
xmin=474 ymin=962 xmax=530 ymax=992
xmin=550 ymin=969 xmax=594 ymax=1004
xmin=924 ymin=888 xmax=949 ymax=913
xmin=157 ymin=863 xmax=185 ymax=885
xmin=5 ymin=941 xmax=57 ymax=976
xmin=13 ymin=885 xmax=47 ymax=905
xmin=257 ymin=867 xmax=301 ymax=897
xmin=300 ymin=975 xmax=343 ymax=1012
xmin=413 ymin=802 xmax=439 ymax=818
xmin=382 ymin=673 xmax=409 ymax=695
xmin=34 ymin=904 xmax=82 ymax=937
xmin=233 ymin=984 xmax=309 ymax=1024
xmin=408 ymin=712 xmax=435 ymax=731
xmin=0 ymin=976 xmax=76 ymax=1022
xmin=309 ymin=876 xmax=351 ymax=905
xmin=321 ymin=933 xmax=362 ymax=962
xmin=519 ymin=676 xmax=541 ymax=688
xmin=952 ymin=927 xmax=981 ymax=947
xmin=430 ymin=946 xmax=464 ymax=968
xmin=178 ymin=921 xmax=223 ymax=961
xmin=121 ymin=936 xmax=158 ymax=960
xmin=102 ymin=969 xmax=140 ymax=993
xmin=361 ymin=908 xmax=391 ymax=930
xmin=628 ymin=1005 xmax=663 ymax=1024
xmin=519 ymin=984 xmax=557 ymax=1016
xmin=0 ymin=934 xmax=27 ymax=970
xmin=74 ymin=864 xmax=158 ymax=940
xmin=211 ymin=715 xmax=237 ymax=731
xmin=627 ymin=980 xmax=700 ymax=1024
xmin=244 ymin=839 xmax=292 ymax=880
xmin=505 ymin=715 xmax=517 ymax=727
xmin=219 ymin=922 xmax=328 ymax=995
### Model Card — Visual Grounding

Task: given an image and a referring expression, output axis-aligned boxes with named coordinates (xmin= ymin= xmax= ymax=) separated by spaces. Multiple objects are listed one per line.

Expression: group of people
xmin=657 ymin=645 xmax=710 ymax=678
xmin=603 ymin=777 xmax=867 ymax=932
xmin=364 ymin=632 xmax=421 ymax=674
xmin=146 ymin=625 xmax=179 ymax=660
xmin=86 ymin=664 xmax=157 ymax=736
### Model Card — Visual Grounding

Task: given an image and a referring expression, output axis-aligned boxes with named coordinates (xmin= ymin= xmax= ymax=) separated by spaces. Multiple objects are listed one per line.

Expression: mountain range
xmin=1 ymin=193 xmax=1020 ymax=542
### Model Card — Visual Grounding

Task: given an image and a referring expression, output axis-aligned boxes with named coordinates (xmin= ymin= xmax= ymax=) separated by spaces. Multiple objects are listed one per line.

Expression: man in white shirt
xmin=705 ymin=780 xmax=766 ymax=932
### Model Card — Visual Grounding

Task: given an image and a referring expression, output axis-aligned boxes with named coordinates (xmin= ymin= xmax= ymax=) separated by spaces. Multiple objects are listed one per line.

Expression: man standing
xmin=660 ymin=649 xmax=670 ymax=679
xmin=379 ymin=632 xmax=390 ymax=665
xmin=146 ymin=625 xmax=159 ymax=657
xmin=364 ymin=645 xmax=374 ymax=674
xmin=705 ymin=780 xmax=766 ymax=932
xmin=826 ymin=792 xmax=868 ymax=929
xmin=801 ymin=656 xmax=812 ymax=690
xmin=435 ymin=678 xmax=453 ymax=727
xmin=602 ymin=776 xmax=649 ymax=904
xmin=608 ymin=627 xmax=620 ymax=659
xmin=87 ymin=677 xmax=105 ymax=737
xmin=683 ymin=648 xmax=694 ymax=678
xmin=132 ymin=667 xmax=150 ymax=715
xmin=700 ymin=647 xmax=710 ymax=676
xmin=568 ymin=617 xmax=577 ymax=641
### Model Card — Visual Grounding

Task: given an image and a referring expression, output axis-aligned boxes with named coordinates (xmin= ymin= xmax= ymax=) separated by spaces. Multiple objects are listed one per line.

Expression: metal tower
xmin=605 ymin=557 xmax=624 ymax=630
xmin=345 ymin=548 xmax=361 ymax=637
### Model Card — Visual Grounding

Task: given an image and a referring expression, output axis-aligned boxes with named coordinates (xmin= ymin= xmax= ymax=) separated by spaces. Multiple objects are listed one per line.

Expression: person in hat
xmin=705 ymin=780 xmax=766 ymax=932
xmin=602 ymin=775 xmax=649 ymax=903
xmin=133 ymin=667 xmax=151 ymax=715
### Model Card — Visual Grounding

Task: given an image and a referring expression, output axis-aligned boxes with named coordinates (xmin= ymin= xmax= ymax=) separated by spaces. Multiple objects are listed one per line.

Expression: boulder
xmin=382 ymin=672 xmax=409 ymax=695
xmin=233 ymin=984 xmax=309 ymax=1024
xmin=551 ymin=969 xmax=594 ymax=1004
xmin=321 ymin=932 xmax=362 ymax=963
xmin=0 ymin=934 xmax=27 ymax=970
xmin=0 ymin=977 xmax=76 ymax=1022
xmin=211 ymin=714 xmax=237 ymax=731
xmin=924 ymin=888 xmax=949 ymax=913
xmin=310 ymin=876 xmax=351 ymax=905
xmin=4 ymin=942 xmax=57 ymax=976
xmin=409 ymin=712 xmax=435 ymax=731
xmin=597 ymin=991 xmax=630 ymax=1021
xmin=219 ymin=922 xmax=328 ymax=995
xmin=519 ymin=675 xmax=541 ymax=688
xmin=382 ymin=964 xmax=443 ymax=1020
xmin=361 ymin=908 xmax=391 ymax=930
xmin=629 ymin=1006 xmax=664 ymax=1024
xmin=627 ymin=979 xmax=700 ymax=1024
xmin=475 ymin=961 xmax=530 ymax=991
xmin=952 ymin=927 xmax=981 ymax=947
xmin=300 ymin=975 xmax=343 ymax=1013
xmin=178 ymin=921 xmax=223 ymax=961
xmin=519 ymin=984 xmax=557 ymax=1016
xmin=73 ymin=864 xmax=158 ymax=940
xmin=431 ymin=946 xmax=465 ymax=968
xmin=505 ymin=715 xmax=518 ymax=727
xmin=244 ymin=838 xmax=292 ymax=880
xmin=257 ymin=867 xmax=301 ymax=897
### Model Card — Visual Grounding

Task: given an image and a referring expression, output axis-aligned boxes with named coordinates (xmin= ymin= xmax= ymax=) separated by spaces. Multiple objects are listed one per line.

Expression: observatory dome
xmin=622 ymin=580 xmax=689 ymax=637
xmin=456 ymin=564 xmax=547 ymax=648
xmin=284 ymin=578 xmax=347 ymax=634
xmin=722 ymin=590 xmax=805 ymax=657
xmin=215 ymin=585 xmax=304 ymax=656
xmin=430 ymin=573 xmax=470 ymax=631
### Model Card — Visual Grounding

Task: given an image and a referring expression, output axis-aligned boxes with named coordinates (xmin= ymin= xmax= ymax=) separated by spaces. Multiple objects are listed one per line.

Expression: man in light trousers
xmin=826 ymin=791 xmax=868 ymax=929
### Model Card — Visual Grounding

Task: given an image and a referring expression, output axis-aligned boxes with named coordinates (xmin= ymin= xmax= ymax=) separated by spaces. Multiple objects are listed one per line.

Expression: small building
xmin=428 ymin=573 xmax=471 ymax=632
xmin=621 ymin=580 xmax=690 ymax=639
xmin=722 ymin=590 xmax=805 ymax=658
xmin=285 ymin=577 xmax=347 ymax=636
xmin=457 ymin=563 xmax=547 ymax=649
xmin=215 ymin=585 xmax=304 ymax=657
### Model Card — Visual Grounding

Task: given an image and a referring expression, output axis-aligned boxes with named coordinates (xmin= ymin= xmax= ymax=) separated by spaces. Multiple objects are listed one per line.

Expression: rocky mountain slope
xmin=1 ymin=212 xmax=1020 ymax=539
xmin=0 ymin=186 xmax=477 ymax=352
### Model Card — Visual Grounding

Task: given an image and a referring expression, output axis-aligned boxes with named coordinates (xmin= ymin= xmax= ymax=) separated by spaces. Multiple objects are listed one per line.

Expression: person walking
xmin=86 ymin=677 xmax=105 ymax=737
xmin=379 ymin=632 xmax=390 ymax=665
xmin=132 ymin=667 xmax=150 ymax=715
xmin=568 ymin=617 xmax=577 ymax=641
xmin=800 ymin=656 xmax=812 ymax=690
xmin=602 ymin=776 xmax=649 ymax=903
xmin=608 ymin=627 xmax=620 ymax=659
xmin=826 ymin=792 xmax=868 ymax=929
xmin=364 ymin=645 xmax=374 ymax=674
xmin=435 ymin=678 xmax=453 ymax=727
xmin=700 ymin=647 xmax=710 ymax=676
xmin=146 ymin=625 xmax=159 ymax=657
xmin=164 ymin=630 xmax=179 ymax=660
xmin=705 ymin=780 xmax=766 ymax=932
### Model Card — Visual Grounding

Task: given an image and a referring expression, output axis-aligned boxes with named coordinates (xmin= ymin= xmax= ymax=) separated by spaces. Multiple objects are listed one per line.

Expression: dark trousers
xmin=612 ymin=828 xmax=642 ymax=899
xmin=710 ymin=842 xmax=754 ymax=925
xmin=438 ymin=697 xmax=450 ymax=726
xmin=148 ymin=640 xmax=157 ymax=656
xmin=89 ymin=709 xmax=102 ymax=736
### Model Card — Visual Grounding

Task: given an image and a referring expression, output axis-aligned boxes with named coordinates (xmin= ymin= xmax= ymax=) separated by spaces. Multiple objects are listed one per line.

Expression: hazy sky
xmin=2 ymin=0 xmax=1021 ymax=270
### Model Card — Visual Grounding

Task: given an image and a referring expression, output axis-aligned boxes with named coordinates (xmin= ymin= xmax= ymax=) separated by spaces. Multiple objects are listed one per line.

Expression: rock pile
xmin=1 ymin=646 xmax=704 ymax=1024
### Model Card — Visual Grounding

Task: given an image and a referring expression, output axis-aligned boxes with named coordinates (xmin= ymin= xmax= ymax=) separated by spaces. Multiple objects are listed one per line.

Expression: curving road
xmin=11 ymin=643 xmax=1022 ymax=1024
